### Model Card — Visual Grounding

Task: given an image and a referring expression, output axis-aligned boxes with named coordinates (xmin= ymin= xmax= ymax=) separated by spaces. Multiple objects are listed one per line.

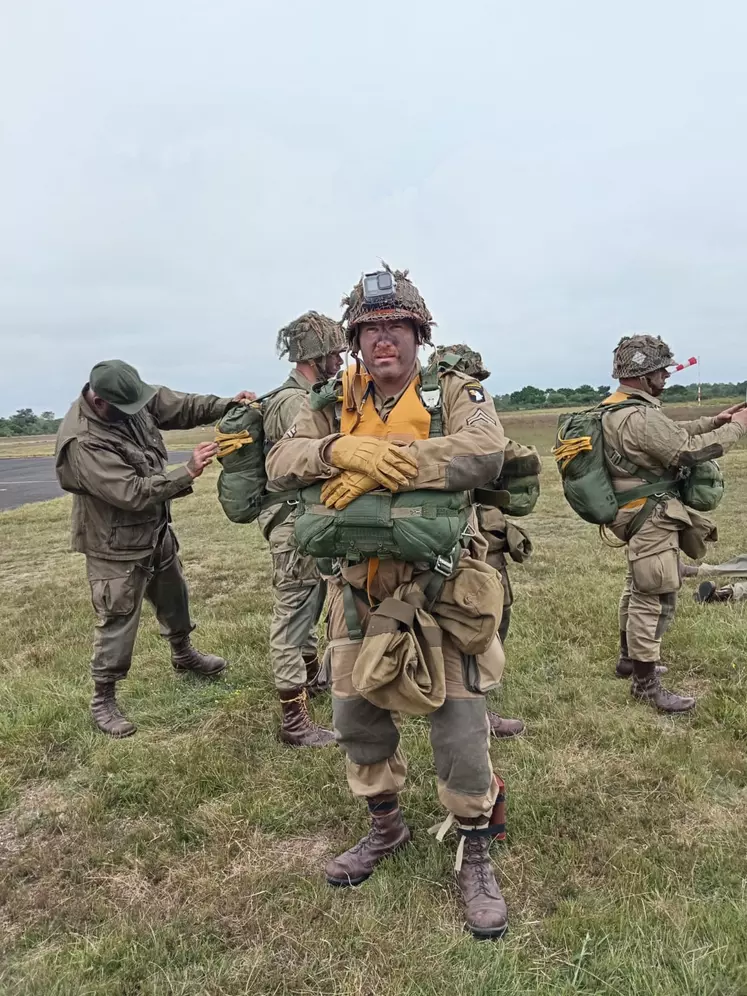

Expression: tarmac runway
xmin=0 ymin=453 xmax=192 ymax=512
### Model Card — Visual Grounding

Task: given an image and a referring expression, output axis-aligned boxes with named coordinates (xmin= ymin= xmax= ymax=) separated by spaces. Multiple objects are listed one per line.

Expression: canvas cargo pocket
xmin=432 ymin=558 xmax=503 ymax=656
xmin=630 ymin=549 xmax=680 ymax=595
xmin=87 ymin=560 xmax=139 ymax=618
xmin=505 ymin=521 xmax=533 ymax=563
xmin=461 ymin=637 xmax=506 ymax=695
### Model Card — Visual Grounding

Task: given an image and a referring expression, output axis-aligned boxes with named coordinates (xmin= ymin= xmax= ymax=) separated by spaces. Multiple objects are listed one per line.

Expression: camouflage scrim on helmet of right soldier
xmin=341 ymin=262 xmax=435 ymax=349
xmin=612 ymin=334 xmax=675 ymax=379
xmin=428 ymin=344 xmax=491 ymax=382
xmin=276 ymin=312 xmax=346 ymax=364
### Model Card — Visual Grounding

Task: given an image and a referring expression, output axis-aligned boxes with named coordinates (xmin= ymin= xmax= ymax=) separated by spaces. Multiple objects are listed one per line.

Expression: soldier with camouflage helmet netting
xmin=427 ymin=344 xmax=541 ymax=740
xmin=258 ymin=311 xmax=345 ymax=748
xmin=267 ymin=265 xmax=515 ymax=940
xmin=599 ymin=332 xmax=747 ymax=711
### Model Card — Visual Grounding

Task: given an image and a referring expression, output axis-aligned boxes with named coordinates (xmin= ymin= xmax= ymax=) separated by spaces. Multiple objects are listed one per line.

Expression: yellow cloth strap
xmin=214 ymin=429 xmax=254 ymax=459
xmin=552 ymin=433 xmax=593 ymax=471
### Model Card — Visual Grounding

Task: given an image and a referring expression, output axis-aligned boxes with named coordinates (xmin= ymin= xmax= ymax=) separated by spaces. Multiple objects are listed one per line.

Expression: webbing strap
xmin=473 ymin=487 xmax=511 ymax=509
xmin=615 ymin=480 xmax=678 ymax=508
xmin=342 ymin=583 xmax=367 ymax=642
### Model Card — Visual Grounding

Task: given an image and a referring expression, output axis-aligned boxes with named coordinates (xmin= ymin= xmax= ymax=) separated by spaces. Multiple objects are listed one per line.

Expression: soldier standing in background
xmin=599 ymin=335 xmax=747 ymax=711
xmin=55 ymin=359 xmax=255 ymax=737
xmin=258 ymin=312 xmax=345 ymax=746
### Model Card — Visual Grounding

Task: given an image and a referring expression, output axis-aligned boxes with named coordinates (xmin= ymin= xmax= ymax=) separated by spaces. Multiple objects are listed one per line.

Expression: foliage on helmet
xmin=428 ymin=344 xmax=491 ymax=381
xmin=276 ymin=312 xmax=346 ymax=363
xmin=341 ymin=262 xmax=434 ymax=348
xmin=612 ymin=334 xmax=675 ymax=379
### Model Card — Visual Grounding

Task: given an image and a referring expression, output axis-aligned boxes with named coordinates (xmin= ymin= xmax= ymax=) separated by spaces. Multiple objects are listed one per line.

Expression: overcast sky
xmin=2 ymin=1 xmax=746 ymax=416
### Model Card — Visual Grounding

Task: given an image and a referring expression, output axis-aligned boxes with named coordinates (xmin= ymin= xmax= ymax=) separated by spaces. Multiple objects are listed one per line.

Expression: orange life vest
xmin=340 ymin=364 xmax=430 ymax=442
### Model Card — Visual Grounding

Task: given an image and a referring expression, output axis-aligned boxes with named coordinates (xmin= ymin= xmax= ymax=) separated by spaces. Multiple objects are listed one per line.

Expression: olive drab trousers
xmin=618 ymin=504 xmax=684 ymax=663
xmin=326 ymin=579 xmax=499 ymax=820
xmin=262 ymin=517 xmax=327 ymax=690
xmin=86 ymin=526 xmax=194 ymax=682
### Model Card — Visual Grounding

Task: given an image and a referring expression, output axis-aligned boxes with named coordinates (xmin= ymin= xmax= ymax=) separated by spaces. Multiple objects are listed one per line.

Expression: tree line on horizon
xmin=2 ymin=380 xmax=746 ymax=435
xmin=493 ymin=380 xmax=747 ymax=411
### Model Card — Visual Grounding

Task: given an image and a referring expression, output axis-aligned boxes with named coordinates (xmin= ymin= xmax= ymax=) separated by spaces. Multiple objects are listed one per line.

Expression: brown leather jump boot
xmin=278 ymin=686 xmax=335 ymax=747
xmin=487 ymin=712 xmax=525 ymax=738
xmin=90 ymin=681 xmax=137 ymax=738
xmin=455 ymin=817 xmax=508 ymax=940
xmin=630 ymin=660 xmax=695 ymax=713
xmin=170 ymin=636 xmax=227 ymax=676
xmin=616 ymin=632 xmax=667 ymax=678
xmin=325 ymin=794 xmax=412 ymax=887
xmin=694 ymin=581 xmax=734 ymax=604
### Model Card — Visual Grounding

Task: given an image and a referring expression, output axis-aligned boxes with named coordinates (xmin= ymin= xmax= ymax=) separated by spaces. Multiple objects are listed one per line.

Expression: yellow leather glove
xmin=329 ymin=436 xmax=418 ymax=491
xmin=321 ymin=471 xmax=379 ymax=510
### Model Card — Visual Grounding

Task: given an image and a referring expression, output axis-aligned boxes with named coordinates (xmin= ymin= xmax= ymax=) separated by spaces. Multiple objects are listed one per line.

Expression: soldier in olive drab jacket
xmin=601 ymin=335 xmax=747 ymax=712
xmin=258 ymin=312 xmax=345 ymax=747
xmin=55 ymin=359 xmax=255 ymax=737
xmin=429 ymin=344 xmax=535 ymax=740
xmin=267 ymin=267 xmax=514 ymax=940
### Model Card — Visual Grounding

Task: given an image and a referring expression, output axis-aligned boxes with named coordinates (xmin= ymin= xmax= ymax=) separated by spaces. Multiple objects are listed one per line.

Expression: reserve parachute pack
xmin=214 ymin=381 xmax=297 ymax=524
xmin=294 ymin=357 xmax=472 ymax=571
xmin=476 ymin=450 xmax=542 ymax=519
xmin=554 ymin=399 xmax=724 ymax=527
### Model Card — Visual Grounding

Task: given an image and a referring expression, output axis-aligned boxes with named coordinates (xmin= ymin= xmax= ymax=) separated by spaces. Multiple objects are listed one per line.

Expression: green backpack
xmin=554 ymin=401 xmax=678 ymax=526
xmin=215 ymin=382 xmax=298 ymax=524
xmin=679 ymin=460 xmax=725 ymax=512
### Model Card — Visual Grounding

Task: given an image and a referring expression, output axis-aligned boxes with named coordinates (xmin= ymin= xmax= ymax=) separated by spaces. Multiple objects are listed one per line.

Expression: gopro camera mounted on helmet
xmin=362 ymin=270 xmax=396 ymax=307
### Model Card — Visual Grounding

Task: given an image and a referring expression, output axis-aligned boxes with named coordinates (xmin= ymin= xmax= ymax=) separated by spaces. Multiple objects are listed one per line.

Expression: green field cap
xmin=89 ymin=360 xmax=157 ymax=415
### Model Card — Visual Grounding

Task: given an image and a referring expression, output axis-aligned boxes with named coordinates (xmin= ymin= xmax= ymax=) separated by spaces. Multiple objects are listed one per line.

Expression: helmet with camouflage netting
xmin=612 ymin=334 xmax=675 ymax=379
xmin=428 ymin=344 xmax=491 ymax=382
xmin=341 ymin=262 xmax=435 ymax=349
xmin=276 ymin=311 xmax=346 ymax=363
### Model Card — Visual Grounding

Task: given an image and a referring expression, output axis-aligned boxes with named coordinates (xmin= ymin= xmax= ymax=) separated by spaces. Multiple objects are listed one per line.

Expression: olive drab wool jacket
xmin=55 ymin=387 xmax=234 ymax=560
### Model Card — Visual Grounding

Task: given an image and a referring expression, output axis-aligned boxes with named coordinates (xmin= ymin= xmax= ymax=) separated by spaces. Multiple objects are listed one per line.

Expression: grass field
xmin=1 ymin=405 xmax=746 ymax=995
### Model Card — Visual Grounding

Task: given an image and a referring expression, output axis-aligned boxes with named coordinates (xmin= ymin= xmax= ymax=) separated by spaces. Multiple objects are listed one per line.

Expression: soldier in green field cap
xmin=55 ymin=359 xmax=255 ymax=738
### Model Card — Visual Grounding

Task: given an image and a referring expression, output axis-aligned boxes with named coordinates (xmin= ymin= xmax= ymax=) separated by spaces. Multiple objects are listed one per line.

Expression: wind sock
xmin=669 ymin=357 xmax=697 ymax=374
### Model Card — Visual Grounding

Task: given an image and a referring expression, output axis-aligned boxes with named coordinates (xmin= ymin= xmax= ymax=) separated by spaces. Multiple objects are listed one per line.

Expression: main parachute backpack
xmin=214 ymin=382 xmax=298 ymax=524
xmin=553 ymin=400 xmax=679 ymax=526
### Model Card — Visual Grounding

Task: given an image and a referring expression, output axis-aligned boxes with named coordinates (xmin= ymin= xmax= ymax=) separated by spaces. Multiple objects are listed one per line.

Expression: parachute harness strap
xmin=215 ymin=429 xmax=254 ymax=459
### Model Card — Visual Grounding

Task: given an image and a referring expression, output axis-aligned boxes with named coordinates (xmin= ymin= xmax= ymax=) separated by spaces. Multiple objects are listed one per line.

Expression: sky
xmin=1 ymin=0 xmax=747 ymax=416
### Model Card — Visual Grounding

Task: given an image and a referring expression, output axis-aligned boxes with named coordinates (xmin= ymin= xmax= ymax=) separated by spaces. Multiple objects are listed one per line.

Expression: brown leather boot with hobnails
xmin=325 ymin=794 xmax=412 ymax=887
xmin=455 ymin=818 xmax=509 ymax=940
xmin=616 ymin=632 xmax=667 ymax=678
xmin=90 ymin=681 xmax=137 ymax=738
xmin=170 ymin=636 xmax=227 ymax=676
xmin=278 ymin=686 xmax=335 ymax=747
xmin=630 ymin=661 xmax=695 ymax=713
xmin=487 ymin=712 xmax=525 ymax=738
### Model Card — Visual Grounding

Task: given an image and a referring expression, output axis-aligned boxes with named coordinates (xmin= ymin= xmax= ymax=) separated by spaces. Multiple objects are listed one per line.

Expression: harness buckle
xmin=433 ymin=555 xmax=453 ymax=577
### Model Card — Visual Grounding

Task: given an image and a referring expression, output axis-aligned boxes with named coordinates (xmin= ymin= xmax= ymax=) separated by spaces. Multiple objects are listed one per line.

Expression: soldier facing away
xmin=599 ymin=335 xmax=747 ymax=711
xmin=55 ymin=360 xmax=255 ymax=737
xmin=258 ymin=311 xmax=345 ymax=746
xmin=267 ymin=266 xmax=513 ymax=939
xmin=428 ymin=343 xmax=539 ymax=739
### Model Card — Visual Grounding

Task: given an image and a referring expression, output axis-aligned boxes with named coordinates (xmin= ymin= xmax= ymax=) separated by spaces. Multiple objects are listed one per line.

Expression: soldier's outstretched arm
xmin=147 ymin=387 xmax=239 ymax=431
xmin=70 ymin=439 xmax=194 ymax=511
xmin=638 ymin=407 xmax=746 ymax=468
xmin=405 ymin=372 xmax=507 ymax=491
xmin=265 ymin=399 xmax=340 ymax=490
